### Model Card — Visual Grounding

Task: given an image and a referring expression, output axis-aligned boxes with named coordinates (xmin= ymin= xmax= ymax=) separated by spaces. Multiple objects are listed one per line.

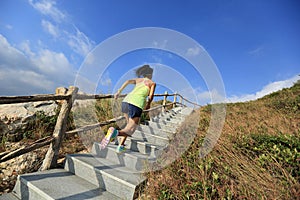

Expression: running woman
xmin=100 ymin=65 xmax=156 ymax=153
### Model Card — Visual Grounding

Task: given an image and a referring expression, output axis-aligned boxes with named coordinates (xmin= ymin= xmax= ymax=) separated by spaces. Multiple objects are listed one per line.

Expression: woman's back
xmin=123 ymin=78 xmax=153 ymax=109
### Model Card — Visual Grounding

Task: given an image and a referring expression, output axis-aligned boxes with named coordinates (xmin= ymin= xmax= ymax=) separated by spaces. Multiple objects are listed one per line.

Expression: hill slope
xmin=142 ymin=82 xmax=300 ymax=199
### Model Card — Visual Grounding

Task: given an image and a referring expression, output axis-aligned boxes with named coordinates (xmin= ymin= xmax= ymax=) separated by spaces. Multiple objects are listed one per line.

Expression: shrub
xmin=235 ymin=133 xmax=300 ymax=181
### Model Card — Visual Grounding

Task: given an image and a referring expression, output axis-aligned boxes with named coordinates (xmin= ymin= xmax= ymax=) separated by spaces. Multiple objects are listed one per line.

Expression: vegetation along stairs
xmin=1 ymin=106 xmax=194 ymax=200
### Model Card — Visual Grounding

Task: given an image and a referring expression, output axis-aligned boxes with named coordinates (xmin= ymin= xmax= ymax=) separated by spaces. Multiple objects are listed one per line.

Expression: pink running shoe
xmin=100 ymin=127 xmax=118 ymax=149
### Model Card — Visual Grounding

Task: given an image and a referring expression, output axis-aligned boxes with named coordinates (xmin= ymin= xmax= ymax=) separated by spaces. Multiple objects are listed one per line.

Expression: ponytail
xmin=135 ymin=64 xmax=153 ymax=77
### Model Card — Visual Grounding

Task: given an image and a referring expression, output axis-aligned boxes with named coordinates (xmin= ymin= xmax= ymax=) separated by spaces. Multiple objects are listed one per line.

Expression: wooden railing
xmin=0 ymin=86 xmax=200 ymax=170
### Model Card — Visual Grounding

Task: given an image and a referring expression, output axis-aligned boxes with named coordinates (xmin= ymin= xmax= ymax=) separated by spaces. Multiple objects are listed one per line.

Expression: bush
xmin=235 ymin=133 xmax=300 ymax=181
xmin=23 ymin=111 xmax=58 ymax=140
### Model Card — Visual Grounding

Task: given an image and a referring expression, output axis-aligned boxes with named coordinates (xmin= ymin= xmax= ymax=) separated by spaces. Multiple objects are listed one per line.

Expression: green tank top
xmin=123 ymin=78 xmax=150 ymax=109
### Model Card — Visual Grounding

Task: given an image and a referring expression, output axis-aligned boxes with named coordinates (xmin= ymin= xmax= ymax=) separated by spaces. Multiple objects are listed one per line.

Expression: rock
xmin=0 ymin=101 xmax=57 ymax=120
xmin=0 ymin=101 xmax=58 ymax=142
xmin=0 ymin=142 xmax=46 ymax=194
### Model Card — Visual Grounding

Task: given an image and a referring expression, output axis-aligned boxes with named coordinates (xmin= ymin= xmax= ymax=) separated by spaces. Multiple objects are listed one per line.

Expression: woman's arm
xmin=114 ymin=79 xmax=136 ymax=99
xmin=145 ymin=83 xmax=156 ymax=110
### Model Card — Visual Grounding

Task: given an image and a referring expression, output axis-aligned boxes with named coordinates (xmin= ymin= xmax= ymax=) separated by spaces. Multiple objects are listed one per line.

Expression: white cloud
xmin=180 ymin=89 xmax=201 ymax=107
xmin=186 ymin=46 xmax=201 ymax=56
xmin=29 ymin=0 xmax=66 ymax=22
xmin=151 ymin=55 xmax=163 ymax=63
xmin=67 ymin=26 xmax=95 ymax=57
xmin=226 ymin=94 xmax=255 ymax=103
xmin=0 ymin=68 xmax=54 ymax=94
xmin=5 ymin=24 xmax=13 ymax=30
xmin=179 ymin=75 xmax=300 ymax=106
xmin=0 ymin=34 xmax=75 ymax=96
xmin=248 ymin=45 xmax=264 ymax=56
xmin=0 ymin=35 xmax=33 ymax=70
xmin=226 ymin=75 xmax=300 ymax=103
xmin=193 ymin=88 xmax=226 ymax=105
xmin=152 ymin=40 xmax=168 ymax=49
xmin=99 ymin=71 xmax=112 ymax=87
xmin=29 ymin=0 xmax=95 ymax=57
xmin=1 ymin=0 xmax=97 ymax=96
xmin=32 ymin=49 xmax=74 ymax=78
xmin=41 ymin=20 xmax=59 ymax=38
xmin=19 ymin=40 xmax=35 ymax=57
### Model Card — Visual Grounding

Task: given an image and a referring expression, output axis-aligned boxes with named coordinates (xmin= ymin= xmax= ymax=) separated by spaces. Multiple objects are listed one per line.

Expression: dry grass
xmin=140 ymin=83 xmax=300 ymax=199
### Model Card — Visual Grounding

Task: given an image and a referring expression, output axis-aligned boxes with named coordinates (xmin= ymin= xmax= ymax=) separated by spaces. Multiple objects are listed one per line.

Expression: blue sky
xmin=0 ymin=0 xmax=299 ymax=105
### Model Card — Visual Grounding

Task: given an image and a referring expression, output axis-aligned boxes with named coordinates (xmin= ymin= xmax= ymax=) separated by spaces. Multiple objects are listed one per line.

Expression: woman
xmin=100 ymin=65 xmax=156 ymax=153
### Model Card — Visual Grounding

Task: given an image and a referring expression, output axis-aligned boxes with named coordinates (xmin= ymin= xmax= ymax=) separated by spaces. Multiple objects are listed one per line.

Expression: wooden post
xmin=162 ymin=91 xmax=168 ymax=112
xmin=173 ymin=92 xmax=177 ymax=108
xmin=180 ymin=97 xmax=184 ymax=107
xmin=55 ymin=87 xmax=68 ymax=105
xmin=39 ymin=86 xmax=78 ymax=171
xmin=179 ymin=95 xmax=183 ymax=106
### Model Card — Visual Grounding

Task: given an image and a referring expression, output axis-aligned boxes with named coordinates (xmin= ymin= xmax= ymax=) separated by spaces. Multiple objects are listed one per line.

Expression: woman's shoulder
xmin=135 ymin=78 xmax=144 ymax=83
xmin=144 ymin=78 xmax=155 ymax=87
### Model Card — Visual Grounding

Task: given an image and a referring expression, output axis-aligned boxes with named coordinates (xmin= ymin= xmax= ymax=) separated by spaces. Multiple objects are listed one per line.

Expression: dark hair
xmin=135 ymin=64 xmax=153 ymax=77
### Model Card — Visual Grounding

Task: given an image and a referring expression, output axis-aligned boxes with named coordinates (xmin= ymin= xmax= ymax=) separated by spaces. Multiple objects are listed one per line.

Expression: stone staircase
xmin=0 ymin=107 xmax=194 ymax=200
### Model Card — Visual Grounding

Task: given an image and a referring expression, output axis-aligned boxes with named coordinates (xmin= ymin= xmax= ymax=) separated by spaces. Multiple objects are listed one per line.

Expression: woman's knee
xmin=129 ymin=125 xmax=137 ymax=133
xmin=126 ymin=126 xmax=136 ymax=135
xmin=121 ymin=126 xmax=134 ymax=136
xmin=120 ymin=117 xmax=138 ymax=135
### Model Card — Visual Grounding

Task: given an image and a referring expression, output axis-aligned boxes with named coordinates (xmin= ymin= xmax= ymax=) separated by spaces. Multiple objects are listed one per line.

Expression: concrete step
xmin=109 ymin=133 xmax=167 ymax=156
xmin=178 ymin=107 xmax=194 ymax=116
xmin=144 ymin=121 xmax=178 ymax=132
xmin=163 ymin=107 xmax=193 ymax=118
xmin=92 ymin=143 xmax=156 ymax=172
xmin=155 ymin=108 xmax=185 ymax=118
xmin=3 ymin=106 xmax=192 ymax=200
xmin=161 ymin=111 xmax=185 ymax=118
xmin=124 ymin=137 xmax=166 ymax=156
xmin=154 ymin=111 xmax=177 ymax=119
xmin=0 ymin=193 xmax=19 ymax=200
xmin=151 ymin=110 xmax=184 ymax=120
xmin=166 ymin=106 xmax=182 ymax=114
xmin=64 ymin=154 xmax=145 ymax=200
xmin=150 ymin=116 xmax=184 ymax=125
xmin=131 ymin=130 xmax=170 ymax=145
xmin=12 ymin=168 xmax=120 ymax=200
xmin=149 ymin=107 xmax=186 ymax=123
xmin=138 ymin=124 xmax=176 ymax=135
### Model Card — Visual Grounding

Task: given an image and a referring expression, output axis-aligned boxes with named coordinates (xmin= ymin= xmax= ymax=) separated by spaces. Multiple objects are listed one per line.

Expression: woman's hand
xmin=145 ymin=83 xmax=156 ymax=110
xmin=114 ymin=91 xmax=120 ymax=99
xmin=145 ymin=101 xmax=151 ymax=110
xmin=114 ymin=79 xmax=136 ymax=100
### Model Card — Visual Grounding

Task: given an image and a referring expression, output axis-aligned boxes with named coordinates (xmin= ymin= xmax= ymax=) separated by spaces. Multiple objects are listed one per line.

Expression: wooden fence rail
xmin=0 ymin=136 xmax=54 ymax=163
xmin=0 ymin=86 xmax=200 ymax=169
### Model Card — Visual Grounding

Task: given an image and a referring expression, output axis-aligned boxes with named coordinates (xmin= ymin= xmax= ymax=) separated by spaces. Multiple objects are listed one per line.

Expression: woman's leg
xmin=118 ymin=116 xmax=140 ymax=146
xmin=124 ymin=113 xmax=129 ymax=124
xmin=116 ymin=113 xmax=129 ymax=144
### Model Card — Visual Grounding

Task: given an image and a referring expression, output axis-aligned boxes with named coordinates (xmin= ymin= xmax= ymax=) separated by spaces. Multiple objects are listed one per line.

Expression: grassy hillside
xmin=141 ymin=82 xmax=300 ymax=199
xmin=1 ymin=83 xmax=299 ymax=198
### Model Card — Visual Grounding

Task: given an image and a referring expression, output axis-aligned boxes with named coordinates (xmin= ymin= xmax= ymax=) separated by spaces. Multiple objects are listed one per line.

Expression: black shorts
xmin=121 ymin=102 xmax=143 ymax=118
